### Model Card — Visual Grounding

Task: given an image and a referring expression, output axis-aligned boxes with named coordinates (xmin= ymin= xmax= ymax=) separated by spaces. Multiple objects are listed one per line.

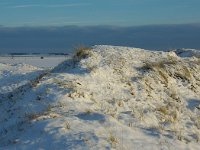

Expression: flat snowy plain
xmin=0 ymin=55 xmax=68 ymax=68
xmin=0 ymin=45 xmax=200 ymax=150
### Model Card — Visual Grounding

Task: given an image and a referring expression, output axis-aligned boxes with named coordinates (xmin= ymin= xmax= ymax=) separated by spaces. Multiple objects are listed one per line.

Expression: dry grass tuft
xmin=108 ymin=133 xmax=118 ymax=147
xmin=25 ymin=112 xmax=43 ymax=121
xmin=142 ymin=60 xmax=177 ymax=71
xmin=73 ymin=45 xmax=92 ymax=61
xmin=156 ymin=106 xmax=168 ymax=115
xmin=64 ymin=121 xmax=70 ymax=130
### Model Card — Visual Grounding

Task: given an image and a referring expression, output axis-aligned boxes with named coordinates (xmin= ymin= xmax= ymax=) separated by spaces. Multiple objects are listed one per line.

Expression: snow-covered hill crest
xmin=0 ymin=45 xmax=200 ymax=149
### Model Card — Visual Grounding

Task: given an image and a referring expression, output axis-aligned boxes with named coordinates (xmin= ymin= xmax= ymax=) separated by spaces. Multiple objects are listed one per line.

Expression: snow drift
xmin=0 ymin=45 xmax=200 ymax=149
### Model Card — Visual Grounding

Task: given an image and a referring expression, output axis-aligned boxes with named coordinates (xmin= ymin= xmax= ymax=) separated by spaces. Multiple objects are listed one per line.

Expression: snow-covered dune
xmin=173 ymin=48 xmax=200 ymax=58
xmin=0 ymin=63 xmax=44 ymax=94
xmin=0 ymin=45 xmax=200 ymax=150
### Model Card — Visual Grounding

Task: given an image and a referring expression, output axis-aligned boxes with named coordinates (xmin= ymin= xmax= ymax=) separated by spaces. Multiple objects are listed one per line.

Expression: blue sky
xmin=0 ymin=0 xmax=200 ymax=27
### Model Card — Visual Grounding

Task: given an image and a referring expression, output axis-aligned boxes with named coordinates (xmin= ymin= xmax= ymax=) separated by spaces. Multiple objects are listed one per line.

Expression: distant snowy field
xmin=0 ymin=55 xmax=69 ymax=68
xmin=0 ymin=46 xmax=200 ymax=149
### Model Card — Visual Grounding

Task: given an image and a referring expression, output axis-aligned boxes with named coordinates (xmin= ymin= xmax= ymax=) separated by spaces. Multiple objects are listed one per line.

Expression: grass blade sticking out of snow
xmin=73 ymin=45 xmax=92 ymax=62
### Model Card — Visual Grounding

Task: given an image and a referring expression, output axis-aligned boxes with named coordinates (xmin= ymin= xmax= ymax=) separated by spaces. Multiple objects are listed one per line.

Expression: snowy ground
xmin=0 ymin=55 xmax=68 ymax=68
xmin=0 ymin=45 xmax=200 ymax=150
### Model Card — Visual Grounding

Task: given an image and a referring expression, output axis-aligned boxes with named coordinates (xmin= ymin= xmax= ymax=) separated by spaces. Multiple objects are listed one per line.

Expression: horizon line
xmin=1 ymin=22 xmax=200 ymax=29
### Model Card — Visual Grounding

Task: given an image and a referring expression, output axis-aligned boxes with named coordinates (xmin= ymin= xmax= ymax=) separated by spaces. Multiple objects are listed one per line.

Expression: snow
xmin=173 ymin=48 xmax=200 ymax=58
xmin=0 ymin=55 xmax=68 ymax=68
xmin=0 ymin=45 xmax=200 ymax=149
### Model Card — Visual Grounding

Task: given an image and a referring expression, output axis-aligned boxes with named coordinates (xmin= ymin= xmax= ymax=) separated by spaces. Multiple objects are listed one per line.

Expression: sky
xmin=0 ymin=0 xmax=200 ymax=27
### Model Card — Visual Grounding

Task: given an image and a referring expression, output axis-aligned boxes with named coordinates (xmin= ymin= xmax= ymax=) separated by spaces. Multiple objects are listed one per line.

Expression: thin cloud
xmin=44 ymin=21 xmax=82 ymax=26
xmin=46 ymin=3 xmax=90 ymax=8
xmin=9 ymin=3 xmax=90 ymax=8
xmin=12 ymin=20 xmax=82 ymax=26
xmin=11 ymin=4 xmax=41 ymax=8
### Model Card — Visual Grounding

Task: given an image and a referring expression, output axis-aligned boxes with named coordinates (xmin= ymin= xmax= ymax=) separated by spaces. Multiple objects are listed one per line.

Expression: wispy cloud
xmin=11 ymin=4 xmax=41 ymax=8
xmin=44 ymin=21 xmax=82 ymax=26
xmin=21 ymin=21 xmax=82 ymax=26
xmin=46 ymin=3 xmax=90 ymax=8
xmin=9 ymin=3 xmax=90 ymax=8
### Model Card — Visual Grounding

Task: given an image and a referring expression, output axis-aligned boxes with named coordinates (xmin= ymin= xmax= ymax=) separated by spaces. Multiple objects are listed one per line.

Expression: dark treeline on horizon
xmin=0 ymin=24 xmax=200 ymax=54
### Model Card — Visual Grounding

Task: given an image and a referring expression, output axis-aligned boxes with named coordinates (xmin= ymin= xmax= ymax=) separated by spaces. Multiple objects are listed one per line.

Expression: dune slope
xmin=0 ymin=45 xmax=200 ymax=150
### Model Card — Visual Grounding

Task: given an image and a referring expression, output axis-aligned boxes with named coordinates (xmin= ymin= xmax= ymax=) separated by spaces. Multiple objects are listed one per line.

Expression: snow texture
xmin=0 ymin=45 xmax=200 ymax=150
